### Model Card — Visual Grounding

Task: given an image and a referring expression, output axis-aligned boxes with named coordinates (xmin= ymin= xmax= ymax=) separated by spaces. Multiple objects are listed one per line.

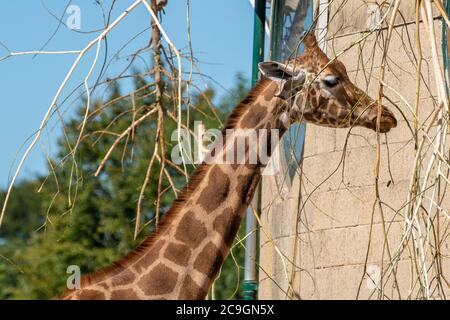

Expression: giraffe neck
xmin=64 ymin=79 xmax=288 ymax=300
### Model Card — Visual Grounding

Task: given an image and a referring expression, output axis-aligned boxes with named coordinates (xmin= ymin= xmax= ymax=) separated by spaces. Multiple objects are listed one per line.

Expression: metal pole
xmin=243 ymin=0 xmax=266 ymax=301
xmin=269 ymin=0 xmax=283 ymax=60
xmin=443 ymin=0 xmax=450 ymax=83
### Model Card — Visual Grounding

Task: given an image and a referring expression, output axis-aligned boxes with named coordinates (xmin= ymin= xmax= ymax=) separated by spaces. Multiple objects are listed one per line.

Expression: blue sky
xmin=0 ymin=0 xmax=255 ymax=188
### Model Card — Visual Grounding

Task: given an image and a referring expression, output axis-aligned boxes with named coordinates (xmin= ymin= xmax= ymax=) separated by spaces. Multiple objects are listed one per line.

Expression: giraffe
xmin=62 ymin=33 xmax=397 ymax=300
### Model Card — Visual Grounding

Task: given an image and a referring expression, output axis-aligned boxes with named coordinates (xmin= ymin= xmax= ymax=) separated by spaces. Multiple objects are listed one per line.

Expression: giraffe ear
xmin=258 ymin=61 xmax=305 ymax=96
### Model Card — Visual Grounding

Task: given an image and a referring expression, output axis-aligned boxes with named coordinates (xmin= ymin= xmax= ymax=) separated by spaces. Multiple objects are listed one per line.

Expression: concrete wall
xmin=259 ymin=0 xmax=449 ymax=299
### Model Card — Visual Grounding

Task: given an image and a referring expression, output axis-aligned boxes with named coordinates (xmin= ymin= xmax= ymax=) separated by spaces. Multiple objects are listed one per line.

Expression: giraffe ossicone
xmin=62 ymin=33 xmax=397 ymax=300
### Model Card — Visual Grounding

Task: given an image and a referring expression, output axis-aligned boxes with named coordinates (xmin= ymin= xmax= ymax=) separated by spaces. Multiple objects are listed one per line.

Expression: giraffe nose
xmin=371 ymin=109 xmax=397 ymax=133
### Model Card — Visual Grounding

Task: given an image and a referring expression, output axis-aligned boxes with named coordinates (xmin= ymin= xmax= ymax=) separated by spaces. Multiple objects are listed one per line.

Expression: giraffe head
xmin=259 ymin=33 xmax=397 ymax=133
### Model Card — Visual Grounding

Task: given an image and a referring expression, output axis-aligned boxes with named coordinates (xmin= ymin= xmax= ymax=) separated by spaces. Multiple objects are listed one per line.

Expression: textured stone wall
xmin=259 ymin=0 xmax=449 ymax=299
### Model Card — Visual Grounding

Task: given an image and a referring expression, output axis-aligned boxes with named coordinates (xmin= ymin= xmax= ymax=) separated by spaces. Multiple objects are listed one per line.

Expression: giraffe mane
xmin=224 ymin=78 xmax=273 ymax=130
xmin=61 ymin=78 xmax=275 ymax=298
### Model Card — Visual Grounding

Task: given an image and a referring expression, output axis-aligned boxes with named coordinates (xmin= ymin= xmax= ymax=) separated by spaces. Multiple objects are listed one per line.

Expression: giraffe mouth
xmin=372 ymin=113 xmax=397 ymax=133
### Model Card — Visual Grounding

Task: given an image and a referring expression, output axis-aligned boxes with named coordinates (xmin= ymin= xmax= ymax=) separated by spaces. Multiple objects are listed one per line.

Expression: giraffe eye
xmin=322 ymin=76 xmax=340 ymax=88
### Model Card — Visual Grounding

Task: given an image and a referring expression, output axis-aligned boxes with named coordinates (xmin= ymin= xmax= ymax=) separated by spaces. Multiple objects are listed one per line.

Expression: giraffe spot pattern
xmin=78 ymin=289 xmax=106 ymax=300
xmin=137 ymin=263 xmax=178 ymax=295
xmin=133 ymin=240 xmax=165 ymax=273
xmin=236 ymin=169 xmax=258 ymax=205
xmin=213 ymin=207 xmax=242 ymax=246
xmin=97 ymin=282 xmax=110 ymax=290
xmin=164 ymin=243 xmax=191 ymax=266
xmin=193 ymin=242 xmax=224 ymax=280
xmin=318 ymin=95 xmax=327 ymax=108
xmin=233 ymin=138 xmax=252 ymax=165
xmin=197 ymin=166 xmax=230 ymax=213
xmin=326 ymin=104 xmax=339 ymax=125
xmin=111 ymin=269 xmax=136 ymax=287
xmin=110 ymin=289 xmax=140 ymax=300
xmin=178 ymin=275 xmax=207 ymax=300
xmin=239 ymin=104 xmax=268 ymax=129
xmin=263 ymin=86 xmax=276 ymax=101
xmin=174 ymin=212 xmax=207 ymax=248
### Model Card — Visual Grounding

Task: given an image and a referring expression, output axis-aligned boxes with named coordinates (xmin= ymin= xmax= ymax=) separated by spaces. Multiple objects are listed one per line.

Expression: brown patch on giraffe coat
xmin=193 ymin=242 xmax=225 ymax=279
xmin=111 ymin=269 xmax=136 ymax=287
xmin=236 ymin=168 xmax=259 ymax=205
xmin=326 ymin=104 xmax=339 ymax=125
xmin=78 ymin=289 xmax=106 ymax=300
xmin=97 ymin=282 xmax=110 ymax=290
xmin=263 ymin=84 xmax=277 ymax=102
xmin=164 ymin=243 xmax=191 ymax=266
xmin=225 ymin=79 xmax=273 ymax=130
xmin=318 ymin=95 xmax=327 ymax=109
xmin=197 ymin=166 xmax=230 ymax=213
xmin=137 ymin=263 xmax=178 ymax=295
xmin=239 ymin=104 xmax=268 ymax=129
xmin=174 ymin=212 xmax=207 ymax=248
xmin=110 ymin=289 xmax=141 ymax=300
xmin=133 ymin=239 xmax=165 ymax=273
xmin=213 ymin=207 xmax=242 ymax=246
xmin=178 ymin=275 xmax=207 ymax=300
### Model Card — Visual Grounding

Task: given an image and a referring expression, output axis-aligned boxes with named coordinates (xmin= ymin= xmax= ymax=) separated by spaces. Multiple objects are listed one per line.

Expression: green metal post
xmin=243 ymin=0 xmax=266 ymax=301
xmin=443 ymin=0 xmax=450 ymax=85
xmin=269 ymin=0 xmax=284 ymax=60
xmin=251 ymin=0 xmax=267 ymax=86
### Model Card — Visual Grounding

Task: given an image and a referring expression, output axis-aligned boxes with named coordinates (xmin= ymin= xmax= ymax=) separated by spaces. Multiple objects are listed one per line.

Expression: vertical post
xmin=443 ymin=0 xmax=450 ymax=86
xmin=251 ymin=0 xmax=266 ymax=85
xmin=243 ymin=0 xmax=266 ymax=301
xmin=269 ymin=0 xmax=283 ymax=60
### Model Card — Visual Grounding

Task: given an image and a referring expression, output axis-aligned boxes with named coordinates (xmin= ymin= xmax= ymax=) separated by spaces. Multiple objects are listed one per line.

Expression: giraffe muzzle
xmin=371 ymin=110 xmax=397 ymax=133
